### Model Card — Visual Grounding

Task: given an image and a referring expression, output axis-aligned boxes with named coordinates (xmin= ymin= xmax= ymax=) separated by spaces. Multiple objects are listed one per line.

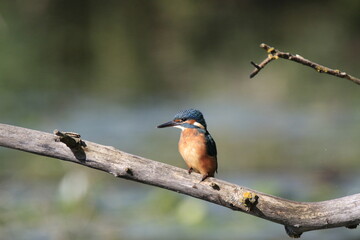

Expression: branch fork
xmin=250 ymin=43 xmax=360 ymax=85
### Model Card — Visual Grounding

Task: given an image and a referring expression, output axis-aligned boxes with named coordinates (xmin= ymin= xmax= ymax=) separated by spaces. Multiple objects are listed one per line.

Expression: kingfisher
xmin=157 ymin=108 xmax=218 ymax=182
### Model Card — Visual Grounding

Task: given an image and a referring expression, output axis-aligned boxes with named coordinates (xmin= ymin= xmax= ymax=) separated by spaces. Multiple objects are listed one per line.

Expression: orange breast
xmin=178 ymin=128 xmax=217 ymax=177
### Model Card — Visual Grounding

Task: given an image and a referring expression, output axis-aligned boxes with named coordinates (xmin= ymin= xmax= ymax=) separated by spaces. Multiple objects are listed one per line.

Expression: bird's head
xmin=157 ymin=108 xmax=207 ymax=130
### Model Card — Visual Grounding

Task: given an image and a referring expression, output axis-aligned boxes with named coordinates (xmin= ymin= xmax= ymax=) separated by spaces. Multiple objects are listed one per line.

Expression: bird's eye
xmin=181 ymin=118 xmax=187 ymax=122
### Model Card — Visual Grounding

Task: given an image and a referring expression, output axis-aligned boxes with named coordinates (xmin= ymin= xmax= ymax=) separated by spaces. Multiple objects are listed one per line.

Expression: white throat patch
xmin=174 ymin=125 xmax=186 ymax=130
xmin=193 ymin=121 xmax=205 ymax=129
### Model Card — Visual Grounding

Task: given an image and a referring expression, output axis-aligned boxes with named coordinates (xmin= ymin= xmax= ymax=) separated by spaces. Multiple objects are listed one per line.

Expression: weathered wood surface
xmin=0 ymin=123 xmax=359 ymax=238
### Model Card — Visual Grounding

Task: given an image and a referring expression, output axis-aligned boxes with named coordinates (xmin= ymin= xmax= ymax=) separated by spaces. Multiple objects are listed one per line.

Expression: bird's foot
xmin=199 ymin=174 xmax=209 ymax=183
xmin=188 ymin=168 xmax=193 ymax=174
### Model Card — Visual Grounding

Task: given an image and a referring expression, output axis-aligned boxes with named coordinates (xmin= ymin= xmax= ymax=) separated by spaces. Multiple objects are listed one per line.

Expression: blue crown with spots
xmin=174 ymin=108 xmax=207 ymax=129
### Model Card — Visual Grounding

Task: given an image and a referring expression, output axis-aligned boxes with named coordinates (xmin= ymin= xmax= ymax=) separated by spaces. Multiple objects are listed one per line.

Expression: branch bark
xmin=0 ymin=123 xmax=359 ymax=238
xmin=250 ymin=43 xmax=360 ymax=85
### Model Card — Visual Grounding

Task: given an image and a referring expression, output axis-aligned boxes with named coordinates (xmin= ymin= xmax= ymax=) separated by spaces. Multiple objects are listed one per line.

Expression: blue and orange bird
xmin=157 ymin=109 xmax=217 ymax=182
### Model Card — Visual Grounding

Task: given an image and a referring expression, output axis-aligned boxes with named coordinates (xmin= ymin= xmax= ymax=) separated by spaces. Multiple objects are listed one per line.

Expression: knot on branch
xmin=210 ymin=182 xmax=220 ymax=191
xmin=284 ymin=225 xmax=303 ymax=238
xmin=346 ymin=223 xmax=359 ymax=229
xmin=125 ymin=167 xmax=134 ymax=176
xmin=54 ymin=130 xmax=87 ymax=161
xmin=110 ymin=167 xmax=134 ymax=178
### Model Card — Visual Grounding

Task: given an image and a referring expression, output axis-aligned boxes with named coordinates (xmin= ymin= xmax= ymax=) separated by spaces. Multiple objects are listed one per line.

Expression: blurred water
xmin=0 ymin=173 xmax=359 ymax=240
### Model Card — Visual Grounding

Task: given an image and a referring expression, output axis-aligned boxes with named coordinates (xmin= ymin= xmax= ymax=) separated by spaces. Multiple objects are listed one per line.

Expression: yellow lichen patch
xmin=243 ymin=191 xmax=253 ymax=199
xmin=268 ymin=54 xmax=278 ymax=60
xmin=315 ymin=66 xmax=328 ymax=73
xmin=267 ymin=47 xmax=275 ymax=53
xmin=241 ymin=191 xmax=259 ymax=209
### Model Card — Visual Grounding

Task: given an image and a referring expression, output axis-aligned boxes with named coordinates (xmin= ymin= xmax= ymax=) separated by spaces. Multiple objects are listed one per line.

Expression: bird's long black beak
xmin=157 ymin=120 xmax=178 ymax=128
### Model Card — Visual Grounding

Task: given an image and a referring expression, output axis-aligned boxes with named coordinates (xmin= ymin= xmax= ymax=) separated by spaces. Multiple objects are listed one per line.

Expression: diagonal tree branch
xmin=0 ymin=123 xmax=359 ymax=238
xmin=250 ymin=43 xmax=360 ymax=85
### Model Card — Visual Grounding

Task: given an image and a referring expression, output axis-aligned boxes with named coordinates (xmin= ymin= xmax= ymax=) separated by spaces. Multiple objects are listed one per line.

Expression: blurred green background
xmin=1 ymin=0 xmax=360 ymax=239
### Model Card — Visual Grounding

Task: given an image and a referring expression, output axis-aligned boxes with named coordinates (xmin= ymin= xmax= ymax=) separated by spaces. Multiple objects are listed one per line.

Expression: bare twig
xmin=0 ymin=123 xmax=359 ymax=238
xmin=250 ymin=43 xmax=360 ymax=85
